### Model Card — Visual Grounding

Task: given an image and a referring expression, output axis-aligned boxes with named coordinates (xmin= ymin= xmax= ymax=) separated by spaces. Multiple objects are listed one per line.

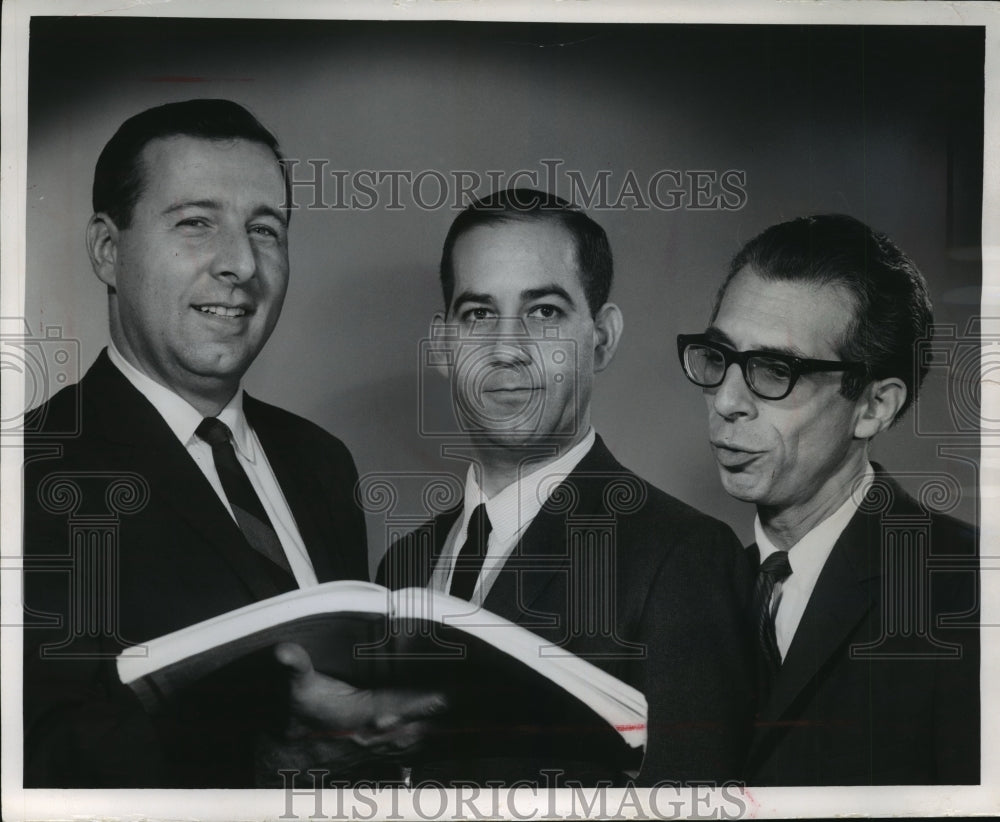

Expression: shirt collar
xmin=754 ymin=463 xmax=876 ymax=572
xmin=461 ymin=427 xmax=597 ymax=542
xmin=106 ymin=342 xmax=252 ymax=458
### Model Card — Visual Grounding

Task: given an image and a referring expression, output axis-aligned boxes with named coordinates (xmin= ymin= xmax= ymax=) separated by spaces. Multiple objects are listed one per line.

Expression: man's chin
xmin=465 ymin=425 xmax=539 ymax=444
xmin=185 ymin=347 xmax=259 ymax=381
xmin=718 ymin=471 xmax=766 ymax=505
xmin=463 ymin=425 xmax=567 ymax=453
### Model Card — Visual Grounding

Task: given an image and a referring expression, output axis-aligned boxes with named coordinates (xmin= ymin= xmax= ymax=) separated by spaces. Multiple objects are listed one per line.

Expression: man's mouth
xmin=711 ymin=442 xmax=763 ymax=468
xmin=194 ymin=304 xmax=250 ymax=318
xmin=479 ymin=369 xmax=538 ymax=394
xmin=482 ymin=385 xmax=541 ymax=399
xmin=478 ymin=385 xmax=541 ymax=409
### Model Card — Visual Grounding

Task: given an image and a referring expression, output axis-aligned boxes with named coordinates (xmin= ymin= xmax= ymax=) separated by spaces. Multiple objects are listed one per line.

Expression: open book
xmin=116 ymin=580 xmax=647 ymax=773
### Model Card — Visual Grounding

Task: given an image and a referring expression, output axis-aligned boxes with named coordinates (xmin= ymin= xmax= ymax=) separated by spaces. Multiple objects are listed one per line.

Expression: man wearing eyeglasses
xmin=678 ymin=213 xmax=978 ymax=785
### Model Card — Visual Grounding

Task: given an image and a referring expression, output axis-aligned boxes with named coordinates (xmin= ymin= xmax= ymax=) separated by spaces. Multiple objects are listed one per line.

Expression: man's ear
xmin=853 ymin=377 xmax=907 ymax=439
xmin=429 ymin=312 xmax=453 ymax=379
xmin=592 ymin=302 xmax=624 ymax=372
xmin=86 ymin=213 xmax=120 ymax=291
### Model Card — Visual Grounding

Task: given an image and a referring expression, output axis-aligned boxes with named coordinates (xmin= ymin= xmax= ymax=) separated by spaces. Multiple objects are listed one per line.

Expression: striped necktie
xmin=196 ymin=417 xmax=292 ymax=576
xmin=752 ymin=549 xmax=792 ymax=703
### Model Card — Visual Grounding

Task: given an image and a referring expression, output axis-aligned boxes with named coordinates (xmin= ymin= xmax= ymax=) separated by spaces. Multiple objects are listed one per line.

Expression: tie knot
xmin=466 ymin=502 xmax=492 ymax=541
xmin=196 ymin=417 xmax=233 ymax=448
xmin=759 ymin=549 xmax=792 ymax=583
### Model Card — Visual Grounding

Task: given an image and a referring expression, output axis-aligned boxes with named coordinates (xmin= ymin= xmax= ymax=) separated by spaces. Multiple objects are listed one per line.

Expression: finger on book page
xmin=372 ymin=689 xmax=448 ymax=730
xmin=356 ymin=719 xmax=435 ymax=755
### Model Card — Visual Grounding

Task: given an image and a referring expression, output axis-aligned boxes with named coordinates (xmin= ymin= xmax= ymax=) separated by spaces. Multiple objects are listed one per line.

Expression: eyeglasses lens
xmin=686 ymin=344 xmax=726 ymax=386
xmin=684 ymin=342 xmax=794 ymax=400
xmin=746 ymin=356 xmax=792 ymax=398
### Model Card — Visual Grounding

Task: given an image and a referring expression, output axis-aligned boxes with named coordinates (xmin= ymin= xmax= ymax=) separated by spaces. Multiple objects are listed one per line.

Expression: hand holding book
xmin=255 ymin=641 xmax=447 ymax=785
xmin=117 ymin=581 xmax=647 ymax=784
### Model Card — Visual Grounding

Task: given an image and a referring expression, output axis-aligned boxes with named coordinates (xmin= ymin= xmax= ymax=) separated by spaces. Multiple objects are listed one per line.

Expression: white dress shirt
xmin=107 ymin=343 xmax=317 ymax=587
xmin=431 ymin=428 xmax=597 ymax=604
xmin=754 ymin=463 xmax=875 ymax=660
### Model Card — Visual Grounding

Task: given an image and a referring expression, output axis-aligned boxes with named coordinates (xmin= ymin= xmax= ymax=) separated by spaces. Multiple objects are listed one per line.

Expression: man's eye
xmin=528 ymin=305 xmax=561 ymax=320
xmin=250 ymin=224 xmax=280 ymax=239
xmin=177 ymin=217 xmax=209 ymax=229
xmin=756 ymin=359 xmax=791 ymax=380
xmin=461 ymin=307 xmax=495 ymax=322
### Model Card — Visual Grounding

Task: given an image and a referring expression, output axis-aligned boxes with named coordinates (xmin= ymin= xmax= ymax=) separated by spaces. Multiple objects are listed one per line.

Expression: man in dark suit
xmin=22 ymin=99 xmax=438 ymax=787
xmin=678 ymin=213 xmax=979 ymax=785
xmin=378 ymin=189 xmax=753 ymax=786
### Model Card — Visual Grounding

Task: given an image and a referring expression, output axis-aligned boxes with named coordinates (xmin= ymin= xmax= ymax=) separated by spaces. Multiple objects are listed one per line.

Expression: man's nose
xmin=211 ymin=225 xmax=256 ymax=282
xmin=710 ymin=363 xmax=757 ymax=420
xmin=485 ymin=317 xmax=533 ymax=363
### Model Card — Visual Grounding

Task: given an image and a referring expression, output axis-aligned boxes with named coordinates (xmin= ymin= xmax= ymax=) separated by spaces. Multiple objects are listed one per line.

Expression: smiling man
xmin=379 ymin=189 xmax=754 ymax=786
xmin=678 ymin=213 xmax=979 ymax=785
xmin=22 ymin=99 xmax=437 ymax=787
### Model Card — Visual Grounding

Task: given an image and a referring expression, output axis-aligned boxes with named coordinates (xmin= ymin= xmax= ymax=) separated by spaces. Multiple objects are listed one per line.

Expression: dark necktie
xmin=752 ymin=549 xmax=793 ymax=703
xmin=449 ymin=503 xmax=492 ymax=600
xmin=196 ymin=417 xmax=292 ymax=576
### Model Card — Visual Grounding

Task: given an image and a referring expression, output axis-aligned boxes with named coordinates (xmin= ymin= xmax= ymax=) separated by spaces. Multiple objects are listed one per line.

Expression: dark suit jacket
xmin=22 ymin=350 xmax=368 ymax=787
xmin=746 ymin=469 xmax=979 ymax=785
xmin=377 ymin=435 xmax=754 ymax=786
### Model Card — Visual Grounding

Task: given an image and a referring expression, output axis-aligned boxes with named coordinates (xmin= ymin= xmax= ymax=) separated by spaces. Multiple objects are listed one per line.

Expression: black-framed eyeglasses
xmin=676 ymin=333 xmax=865 ymax=400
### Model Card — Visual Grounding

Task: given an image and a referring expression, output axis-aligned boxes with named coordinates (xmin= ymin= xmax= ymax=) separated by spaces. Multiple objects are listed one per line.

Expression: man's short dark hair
xmin=712 ymin=213 xmax=933 ymax=420
xmin=93 ymin=98 xmax=290 ymax=229
xmin=440 ymin=188 xmax=613 ymax=317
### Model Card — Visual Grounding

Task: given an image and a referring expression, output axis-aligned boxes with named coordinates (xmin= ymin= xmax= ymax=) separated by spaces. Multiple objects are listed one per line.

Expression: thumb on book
xmin=273 ymin=642 xmax=314 ymax=678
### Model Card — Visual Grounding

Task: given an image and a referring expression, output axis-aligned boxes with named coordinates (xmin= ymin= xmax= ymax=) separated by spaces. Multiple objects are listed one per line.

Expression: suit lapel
xmin=483 ymin=436 xmax=620 ymax=625
xmin=389 ymin=505 xmax=460 ymax=590
xmin=247 ymin=398 xmax=337 ymax=583
xmin=483 ymin=504 xmax=572 ymax=624
xmin=429 ymin=506 xmax=463 ymax=587
xmin=750 ymin=494 xmax=882 ymax=755
xmin=84 ymin=352 xmax=294 ymax=600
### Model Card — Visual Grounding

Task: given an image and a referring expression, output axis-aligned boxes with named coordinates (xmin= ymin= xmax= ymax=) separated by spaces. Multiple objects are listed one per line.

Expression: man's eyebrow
xmin=704 ymin=326 xmax=735 ymax=346
xmin=521 ymin=285 xmax=575 ymax=305
xmin=250 ymin=204 xmax=289 ymax=227
xmin=162 ymin=199 xmax=221 ymax=216
xmin=451 ymin=290 xmax=496 ymax=308
xmin=755 ymin=344 xmax=807 ymax=359
xmin=704 ymin=326 xmax=807 ymax=358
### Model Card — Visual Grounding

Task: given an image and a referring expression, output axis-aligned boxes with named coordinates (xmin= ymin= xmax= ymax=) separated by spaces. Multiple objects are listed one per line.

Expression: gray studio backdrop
xmin=26 ymin=20 xmax=983 ymax=570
